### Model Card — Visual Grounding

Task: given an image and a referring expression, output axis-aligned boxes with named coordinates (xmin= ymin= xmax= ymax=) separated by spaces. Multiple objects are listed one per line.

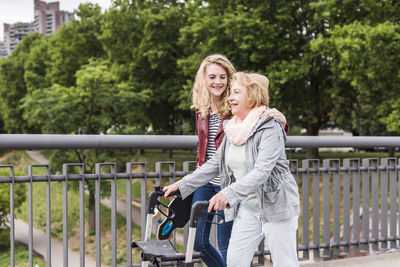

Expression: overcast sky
xmin=0 ymin=0 xmax=113 ymax=41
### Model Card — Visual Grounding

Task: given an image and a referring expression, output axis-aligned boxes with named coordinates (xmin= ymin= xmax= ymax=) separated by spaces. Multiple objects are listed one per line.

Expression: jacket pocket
xmin=262 ymin=182 xmax=289 ymax=217
xmin=263 ymin=183 xmax=282 ymax=204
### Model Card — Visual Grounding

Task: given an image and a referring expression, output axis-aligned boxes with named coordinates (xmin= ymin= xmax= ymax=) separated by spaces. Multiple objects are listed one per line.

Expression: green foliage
xmin=46 ymin=3 xmax=105 ymax=87
xmin=0 ymin=33 xmax=43 ymax=133
xmin=0 ymin=243 xmax=46 ymax=266
xmin=101 ymin=0 xmax=190 ymax=134
xmin=311 ymin=21 xmax=400 ymax=135
xmin=0 ymin=0 xmax=400 ymax=138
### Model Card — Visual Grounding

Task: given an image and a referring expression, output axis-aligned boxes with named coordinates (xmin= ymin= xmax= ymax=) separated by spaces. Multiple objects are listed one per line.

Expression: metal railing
xmin=1 ymin=135 xmax=400 ymax=266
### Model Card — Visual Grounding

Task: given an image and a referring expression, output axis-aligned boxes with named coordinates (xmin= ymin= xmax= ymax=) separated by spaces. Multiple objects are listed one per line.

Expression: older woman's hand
xmin=260 ymin=108 xmax=287 ymax=126
xmin=208 ymin=192 xmax=228 ymax=212
xmin=162 ymin=183 xmax=179 ymax=199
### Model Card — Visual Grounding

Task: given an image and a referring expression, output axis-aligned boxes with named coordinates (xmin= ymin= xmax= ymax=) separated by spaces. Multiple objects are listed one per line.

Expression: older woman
xmin=164 ymin=72 xmax=300 ymax=267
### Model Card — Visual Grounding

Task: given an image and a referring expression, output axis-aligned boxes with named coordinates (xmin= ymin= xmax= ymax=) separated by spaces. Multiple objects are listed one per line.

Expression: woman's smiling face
xmin=229 ymin=81 xmax=252 ymax=120
xmin=205 ymin=63 xmax=228 ymax=99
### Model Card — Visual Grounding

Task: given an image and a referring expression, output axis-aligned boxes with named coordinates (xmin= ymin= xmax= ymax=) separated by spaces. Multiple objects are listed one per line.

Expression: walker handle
xmin=189 ymin=201 xmax=225 ymax=228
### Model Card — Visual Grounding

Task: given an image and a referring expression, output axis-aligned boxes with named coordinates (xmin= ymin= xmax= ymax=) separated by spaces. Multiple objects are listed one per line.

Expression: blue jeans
xmin=192 ymin=183 xmax=233 ymax=267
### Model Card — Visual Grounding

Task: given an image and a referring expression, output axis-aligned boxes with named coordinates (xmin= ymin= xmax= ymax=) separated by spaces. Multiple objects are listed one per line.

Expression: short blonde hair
xmin=231 ymin=72 xmax=269 ymax=108
xmin=192 ymin=54 xmax=236 ymax=118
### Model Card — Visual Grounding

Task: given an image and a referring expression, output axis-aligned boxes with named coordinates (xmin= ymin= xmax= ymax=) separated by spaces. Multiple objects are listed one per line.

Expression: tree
xmin=46 ymin=3 xmax=105 ymax=87
xmin=0 ymin=33 xmax=43 ymax=133
xmin=23 ymin=59 xmax=150 ymax=232
xmin=311 ymin=22 xmax=400 ymax=136
xmin=101 ymin=0 xmax=190 ymax=134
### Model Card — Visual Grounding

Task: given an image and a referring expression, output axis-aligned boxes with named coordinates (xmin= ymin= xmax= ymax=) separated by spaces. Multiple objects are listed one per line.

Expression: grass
xmin=0 ymin=243 xmax=46 ymax=267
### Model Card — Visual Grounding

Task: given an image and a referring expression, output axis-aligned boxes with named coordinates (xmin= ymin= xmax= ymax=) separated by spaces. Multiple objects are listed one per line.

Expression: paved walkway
xmin=26 ymin=150 xmax=49 ymax=164
xmin=299 ymin=252 xmax=400 ymax=267
xmin=257 ymin=251 xmax=400 ymax=267
xmin=15 ymin=218 xmax=97 ymax=267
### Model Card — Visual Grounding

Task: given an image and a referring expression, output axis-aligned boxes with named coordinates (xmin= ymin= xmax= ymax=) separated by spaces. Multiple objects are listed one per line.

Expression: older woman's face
xmin=229 ymin=81 xmax=252 ymax=120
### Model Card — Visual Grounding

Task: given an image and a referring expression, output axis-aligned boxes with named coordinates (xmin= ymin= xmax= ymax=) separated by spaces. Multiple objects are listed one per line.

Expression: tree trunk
xmin=136 ymin=149 xmax=145 ymax=155
xmin=305 ymin=124 xmax=320 ymax=159
xmin=305 ymin=147 xmax=318 ymax=159
xmin=88 ymin=191 xmax=96 ymax=235
xmin=388 ymin=147 xmax=395 ymax=157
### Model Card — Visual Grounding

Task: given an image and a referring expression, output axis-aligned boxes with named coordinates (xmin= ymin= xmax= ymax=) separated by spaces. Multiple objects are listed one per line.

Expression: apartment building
xmin=34 ymin=0 xmax=73 ymax=37
xmin=3 ymin=22 xmax=35 ymax=55
xmin=1 ymin=0 xmax=73 ymax=56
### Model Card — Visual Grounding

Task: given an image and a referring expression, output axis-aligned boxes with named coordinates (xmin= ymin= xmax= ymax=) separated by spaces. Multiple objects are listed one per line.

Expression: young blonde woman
xmin=165 ymin=71 xmax=300 ymax=267
xmin=188 ymin=54 xmax=288 ymax=267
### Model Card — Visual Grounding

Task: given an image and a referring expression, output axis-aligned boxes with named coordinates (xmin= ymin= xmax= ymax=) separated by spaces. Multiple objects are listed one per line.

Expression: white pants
xmin=227 ymin=206 xmax=299 ymax=267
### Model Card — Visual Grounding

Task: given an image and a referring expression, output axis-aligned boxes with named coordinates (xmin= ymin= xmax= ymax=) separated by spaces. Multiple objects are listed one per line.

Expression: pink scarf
xmin=225 ymin=105 xmax=266 ymax=145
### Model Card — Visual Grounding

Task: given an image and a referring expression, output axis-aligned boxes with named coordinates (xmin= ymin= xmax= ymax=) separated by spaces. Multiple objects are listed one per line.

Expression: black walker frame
xmin=132 ymin=189 xmax=218 ymax=267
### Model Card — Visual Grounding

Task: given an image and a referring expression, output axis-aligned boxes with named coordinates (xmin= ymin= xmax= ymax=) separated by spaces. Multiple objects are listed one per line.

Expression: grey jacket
xmin=177 ymin=116 xmax=300 ymax=223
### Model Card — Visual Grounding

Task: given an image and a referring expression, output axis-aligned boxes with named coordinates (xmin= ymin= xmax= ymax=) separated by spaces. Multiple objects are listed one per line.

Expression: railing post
xmin=322 ymin=159 xmax=331 ymax=258
xmin=369 ymin=159 xmax=379 ymax=252
xmin=387 ymin=158 xmax=397 ymax=249
xmin=95 ymin=163 xmax=102 ymax=267
xmin=63 ymin=163 xmax=85 ymax=267
xmin=45 ymin=165 xmax=51 ymax=267
xmin=343 ymin=159 xmax=358 ymax=255
xmin=360 ymin=159 xmax=373 ymax=253
xmin=301 ymin=159 xmax=317 ymax=260
xmin=28 ymin=165 xmax=33 ymax=267
xmin=111 ymin=163 xmax=117 ymax=267
xmin=311 ymin=159 xmax=321 ymax=259
xmin=79 ymin=164 xmax=86 ymax=267
xmin=330 ymin=159 xmax=341 ymax=257
xmin=398 ymin=158 xmax=400 ymax=249
xmin=126 ymin=162 xmax=147 ymax=265
xmin=96 ymin=163 xmax=117 ymax=266
xmin=1 ymin=165 xmax=15 ymax=267
xmin=350 ymin=159 xmax=361 ymax=254
xmin=380 ymin=158 xmax=392 ymax=250
xmin=62 ymin=164 xmax=69 ymax=267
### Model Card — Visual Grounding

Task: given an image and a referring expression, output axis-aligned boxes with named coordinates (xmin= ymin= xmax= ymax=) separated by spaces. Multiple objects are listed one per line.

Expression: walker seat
xmin=132 ymin=239 xmax=202 ymax=264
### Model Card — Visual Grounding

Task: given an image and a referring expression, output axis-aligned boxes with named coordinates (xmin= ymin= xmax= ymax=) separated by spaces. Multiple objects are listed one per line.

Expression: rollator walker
xmin=132 ymin=188 xmax=224 ymax=267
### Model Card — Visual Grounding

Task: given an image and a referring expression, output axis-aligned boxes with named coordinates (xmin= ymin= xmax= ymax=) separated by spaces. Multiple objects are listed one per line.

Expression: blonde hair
xmin=192 ymin=54 xmax=236 ymax=118
xmin=231 ymin=72 xmax=269 ymax=108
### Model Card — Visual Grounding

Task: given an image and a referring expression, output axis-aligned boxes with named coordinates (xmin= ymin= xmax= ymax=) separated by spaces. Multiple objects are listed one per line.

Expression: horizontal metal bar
xmin=0 ymin=134 xmax=197 ymax=149
xmin=2 ymin=164 xmax=400 ymax=183
xmin=0 ymin=171 xmax=194 ymax=183
xmin=1 ymin=134 xmax=400 ymax=149
xmin=288 ymin=136 xmax=400 ymax=148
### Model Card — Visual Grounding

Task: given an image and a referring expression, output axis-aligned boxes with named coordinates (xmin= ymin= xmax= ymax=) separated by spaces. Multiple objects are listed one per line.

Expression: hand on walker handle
xmin=162 ymin=183 xmax=179 ymax=198
xmin=208 ymin=192 xmax=228 ymax=213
